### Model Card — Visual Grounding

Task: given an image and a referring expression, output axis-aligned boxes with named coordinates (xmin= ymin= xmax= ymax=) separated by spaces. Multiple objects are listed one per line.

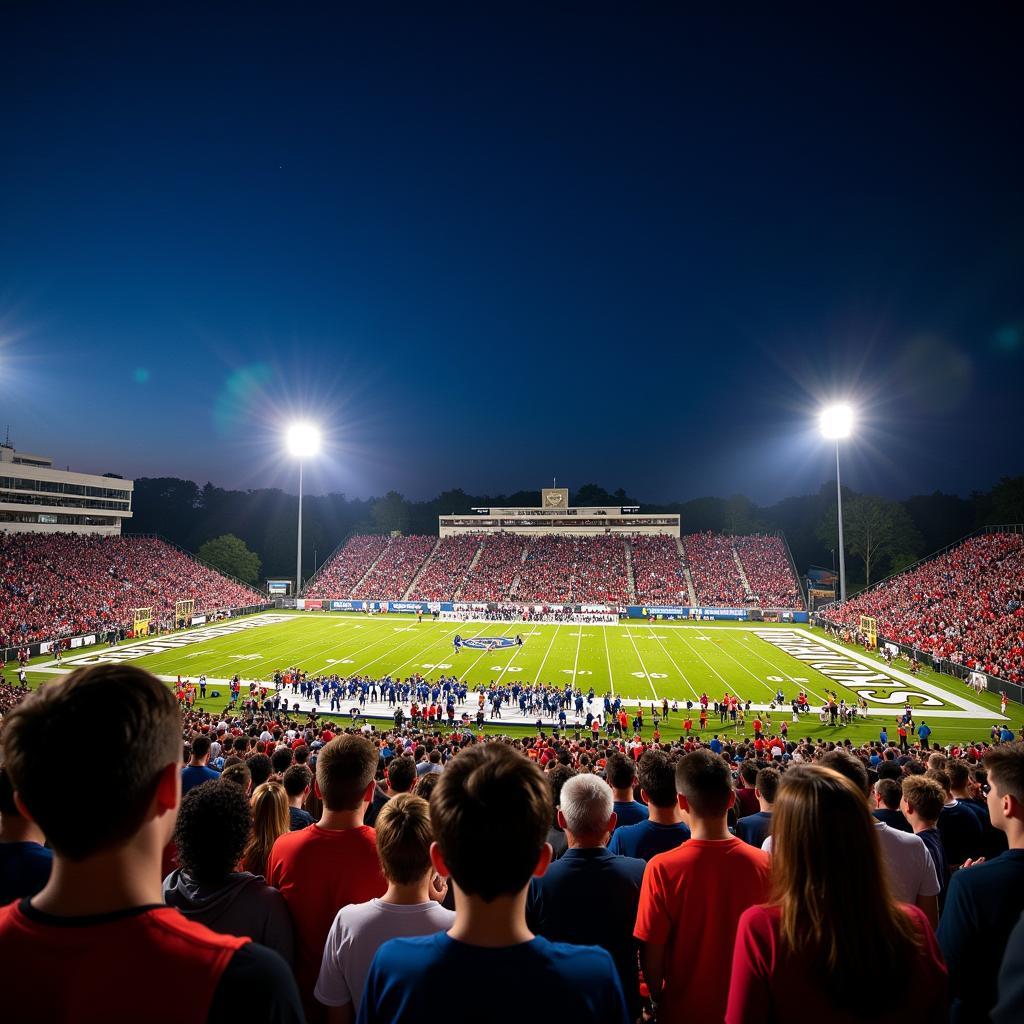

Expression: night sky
xmin=2 ymin=7 xmax=1021 ymax=505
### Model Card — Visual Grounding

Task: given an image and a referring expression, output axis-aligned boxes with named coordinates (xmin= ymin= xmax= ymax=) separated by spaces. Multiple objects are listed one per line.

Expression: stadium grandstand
xmin=0 ymin=533 xmax=266 ymax=655
xmin=820 ymin=527 xmax=1024 ymax=684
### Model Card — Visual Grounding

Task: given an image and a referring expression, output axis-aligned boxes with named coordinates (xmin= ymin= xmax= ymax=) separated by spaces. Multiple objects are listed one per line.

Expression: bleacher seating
xmin=0 ymin=533 xmax=264 ymax=650
xmin=824 ymin=530 xmax=1024 ymax=683
xmin=734 ymin=534 xmax=803 ymax=609
xmin=458 ymin=534 xmax=528 ymax=601
xmin=303 ymin=535 xmax=388 ymax=599
xmin=408 ymin=534 xmax=481 ymax=601
xmin=516 ymin=535 xmax=630 ymax=605
xmin=631 ymin=535 xmax=688 ymax=604
xmin=684 ymin=531 xmax=747 ymax=606
xmin=352 ymin=535 xmax=435 ymax=599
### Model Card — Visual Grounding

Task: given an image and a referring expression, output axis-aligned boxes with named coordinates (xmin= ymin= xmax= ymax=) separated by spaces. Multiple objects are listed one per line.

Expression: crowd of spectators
xmin=457 ymin=533 xmax=528 ymax=601
xmin=631 ymin=535 xmax=688 ymax=604
xmin=823 ymin=531 xmax=1024 ymax=683
xmin=3 ymin=661 xmax=1024 ymax=1023
xmin=517 ymin=535 xmax=630 ymax=605
xmin=733 ymin=535 xmax=803 ymax=609
xmin=304 ymin=535 xmax=389 ymax=600
xmin=685 ymin=531 xmax=748 ymax=606
xmin=408 ymin=535 xmax=481 ymax=601
xmin=0 ymin=533 xmax=265 ymax=650
xmin=352 ymin=536 xmax=435 ymax=600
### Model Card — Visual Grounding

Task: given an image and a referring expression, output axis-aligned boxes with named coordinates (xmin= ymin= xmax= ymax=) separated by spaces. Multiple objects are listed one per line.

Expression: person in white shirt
xmin=315 ymin=793 xmax=453 ymax=1021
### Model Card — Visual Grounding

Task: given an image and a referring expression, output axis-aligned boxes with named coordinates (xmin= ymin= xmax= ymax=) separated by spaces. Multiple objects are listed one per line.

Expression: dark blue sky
xmin=2 ymin=7 xmax=1021 ymax=504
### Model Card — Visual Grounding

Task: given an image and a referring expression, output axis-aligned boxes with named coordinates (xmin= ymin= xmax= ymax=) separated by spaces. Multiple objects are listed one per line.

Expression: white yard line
xmin=625 ymin=627 xmax=659 ymax=700
xmin=602 ymin=622 xmax=615 ymax=692
xmin=735 ymin=635 xmax=829 ymax=704
xmin=645 ymin=627 xmax=699 ymax=701
xmin=387 ymin=621 xmax=489 ymax=678
xmin=571 ymin=626 xmax=583 ymax=684
xmin=535 ymin=623 xmax=562 ymax=685
xmin=458 ymin=622 xmax=520 ymax=682
xmin=670 ymin=628 xmax=734 ymax=694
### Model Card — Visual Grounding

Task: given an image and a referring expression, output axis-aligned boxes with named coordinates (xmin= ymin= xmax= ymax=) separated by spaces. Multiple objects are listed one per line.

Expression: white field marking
xmin=669 ymin=628 xmax=734 ymax=694
xmin=728 ymin=633 xmax=830 ymax=704
xmin=494 ymin=627 xmax=529 ymax=686
xmin=348 ymin=619 xmax=466 ymax=676
xmin=645 ymin=626 xmax=699 ymax=701
xmin=299 ymin=618 xmax=407 ymax=675
xmin=778 ymin=628 xmax=1000 ymax=717
xmin=460 ymin=622 xmax=520 ymax=682
xmin=603 ymin=622 xmax=615 ymax=691
xmin=571 ymin=625 xmax=584 ymax=683
xmin=535 ymin=623 xmax=562 ymax=684
xmin=699 ymin=633 xmax=799 ymax=701
xmin=624 ymin=628 xmax=659 ymax=700
xmin=386 ymin=621 xmax=484 ymax=678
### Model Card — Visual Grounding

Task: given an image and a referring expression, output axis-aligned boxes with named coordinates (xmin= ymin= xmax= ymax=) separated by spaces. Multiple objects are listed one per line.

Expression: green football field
xmin=22 ymin=610 xmax=1015 ymax=746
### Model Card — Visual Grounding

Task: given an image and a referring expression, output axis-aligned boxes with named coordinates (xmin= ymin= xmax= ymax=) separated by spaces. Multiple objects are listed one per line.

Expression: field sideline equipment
xmin=175 ymin=598 xmax=195 ymax=628
xmin=132 ymin=607 xmax=152 ymax=636
xmin=859 ymin=615 xmax=878 ymax=649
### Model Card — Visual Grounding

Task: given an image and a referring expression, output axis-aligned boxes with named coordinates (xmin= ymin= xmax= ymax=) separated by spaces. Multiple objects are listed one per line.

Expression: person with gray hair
xmin=527 ymin=773 xmax=647 ymax=1019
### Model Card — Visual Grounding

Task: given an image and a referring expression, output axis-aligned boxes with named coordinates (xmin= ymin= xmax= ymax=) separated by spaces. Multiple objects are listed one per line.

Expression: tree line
xmin=131 ymin=475 xmax=1024 ymax=591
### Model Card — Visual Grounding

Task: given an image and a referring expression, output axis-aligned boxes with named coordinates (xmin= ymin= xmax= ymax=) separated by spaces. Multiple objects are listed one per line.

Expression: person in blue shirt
xmin=0 ymin=766 xmax=52 ymax=904
xmin=181 ymin=734 xmax=220 ymax=794
xmin=605 ymin=752 xmax=648 ymax=827
xmin=358 ymin=744 xmax=629 ymax=1024
xmin=879 ymin=726 xmax=889 ymax=745
xmin=735 ymin=766 xmax=778 ymax=848
xmin=937 ymin=743 xmax=1024 ymax=1024
xmin=608 ymin=750 xmax=690 ymax=861
xmin=709 ymin=735 xmax=723 ymax=754
xmin=527 ymin=773 xmax=646 ymax=1018
xmin=917 ymin=721 xmax=932 ymax=747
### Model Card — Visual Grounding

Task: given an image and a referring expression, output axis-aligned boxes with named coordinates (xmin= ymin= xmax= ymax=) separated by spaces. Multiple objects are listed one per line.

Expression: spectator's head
xmin=220 ymin=761 xmax=252 ymax=794
xmin=637 ymin=750 xmax=676 ymax=809
xmin=189 ymin=734 xmax=211 ymax=764
xmin=900 ymin=776 xmax=944 ymax=828
xmin=315 ymin=735 xmax=379 ymax=812
xmin=604 ymin=753 xmax=636 ymax=794
xmin=375 ymin=793 xmax=434 ymax=885
xmin=247 ymin=754 xmax=273 ymax=789
xmin=174 ymin=780 xmax=252 ymax=885
xmin=415 ymin=771 xmax=441 ymax=802
xmin=819 ymin=749 xmax=870 ymax=798
xmin=755 ymin=767 xmax=781 ymax=807
xmin=429 ymin=744 xmax=551 ymax=902
xmin=926 ymin=768 xmax=952 ymax=798
xmin=547 ymin=763 xmax=576 ymax=810
xmin=983 ymin=742 xmax=1024 ymax=838
xmin=946 ymin=760 xmax=971 ymax=794
xmin=282 ymin=764 xmax=312 ymax=801
xmin=675 ymin=750 xmax=733 ymax=819
xmin=242 ymin=781 xmax=289 ymax=877
xmin=557 ymin=774 xmax=615 ymax=846
xmin=2 ymin=665 xmax=180 ymax=860
xmin=271 ymin=746 xmax=293 ymax=775
xmin=739 ymin=761 xmax=758 ymax=787
xmin=386 ymin=756 xmax=417 ymax=795
xmin=770 ymin=765 xmax=923 ymax=1006
xmin=873 ymin=778 xmax=903 ymax=811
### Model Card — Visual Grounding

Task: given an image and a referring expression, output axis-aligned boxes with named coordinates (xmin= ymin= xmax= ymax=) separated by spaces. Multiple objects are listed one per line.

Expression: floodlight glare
xmin=819 ymin=404 xmax=854 ymax=440
xmin=286 ymin=421 xmax=321 ymax=458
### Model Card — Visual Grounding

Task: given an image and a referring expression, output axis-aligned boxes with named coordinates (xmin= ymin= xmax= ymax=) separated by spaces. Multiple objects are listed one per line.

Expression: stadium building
xmin=0 ymin=440 xmax=134 ymax=535
xmin=439 ymin=487 xmax=680 ymax=537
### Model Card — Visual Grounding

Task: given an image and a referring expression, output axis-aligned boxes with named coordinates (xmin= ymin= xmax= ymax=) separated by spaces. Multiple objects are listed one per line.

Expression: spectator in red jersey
xmin=408 ymin=534 xmax=480 ymax=601
xmin=0 ymin=664 xmax=302 ymax=1022
xmin=268 ymin=734 xmax=387 ymax=1023
xmin=304 ymin=535 xmax=390 ymax=599
xmin=635 ymin=749 xmax=772 ymax=1024
xmin=726 ymin=765 xmax=947 ymax=1023
xmin=353 ymin=536 xmax=435 ymax=600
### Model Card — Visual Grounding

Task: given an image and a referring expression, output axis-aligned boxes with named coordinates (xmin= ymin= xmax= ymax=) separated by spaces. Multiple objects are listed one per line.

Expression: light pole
xmin=819 ymin=404 xmax=853 ymax=603
xmin=286 ymin=422 xmax=321 ymax=594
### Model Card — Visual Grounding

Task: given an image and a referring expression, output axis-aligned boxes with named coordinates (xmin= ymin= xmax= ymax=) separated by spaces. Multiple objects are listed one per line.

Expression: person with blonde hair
xmin=243 ymin=781 xmax=290 ymax=877
xmin=316 ymin=793 xmax=453 ymax=1022
xmin=726 ymin=765 xmax=947 ymax=1022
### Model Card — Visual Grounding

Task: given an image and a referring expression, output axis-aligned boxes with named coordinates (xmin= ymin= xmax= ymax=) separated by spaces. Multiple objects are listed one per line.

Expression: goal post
xmin=859 ymin=615 xmax=878 ymax=649
xmin=175 ymin=599 xmax=195 ymax=629
xmin=132 ymin=607 xmax=153 ymax=637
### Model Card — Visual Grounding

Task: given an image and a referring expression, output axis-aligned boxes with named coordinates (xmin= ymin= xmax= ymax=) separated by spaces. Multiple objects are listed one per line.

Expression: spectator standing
xmin=605 ymin=752 xmax=648 ymax=826
xmin=242 ymin=782 xmax=290 ymax=877
xmin=938 ymin=742 xmax=1024 ymax=1024
xmin=181 ymin=733 xmax=220 ymax=794
xmin=608 ymin=750 xmax=690 ymax=861
xmin=872 ymin=778 xmax=913 ymax=833
xmin=726 ymin=765 xmax=947 ymax=1023
xmin=931 ymin=767 xmax=985 ymax=868
xmin=357 ymin=744 xmax=629 ymax=1024
xmin=900 ymin=775 xmax=950 ymax=908
xmin=635 ymin=749 xmax=771 ymax=1024
xmin=736 ymin=767 xmax=779 ymax=848
xmin=364 ymin=755 xmax=416 ymax=828
xmin=283 ymin=764 xmax=315 ymax=830
xmin=0 ymin=765 xmax=52 ymax=904
xmin=163 ymin=779 xmax=294 ymax=965
xmin=269 ymin=735 xmax=388 ymax=1023
xmin=315 ymin=794 xmax=453 ymax=1022
xmin=527 ymin=773 xmax=647 ymax=1019
xmin=0 ymin=665 xmax=301 ymax=1022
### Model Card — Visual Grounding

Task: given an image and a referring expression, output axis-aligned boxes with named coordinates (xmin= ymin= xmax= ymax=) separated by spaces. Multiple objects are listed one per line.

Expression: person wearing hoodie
xmin=163 ymin=779 xmax=295 ymax=966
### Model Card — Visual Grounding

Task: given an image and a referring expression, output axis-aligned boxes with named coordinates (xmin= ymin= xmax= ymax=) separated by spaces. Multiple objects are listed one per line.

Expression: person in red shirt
xmin=268 ymin=734 xmax=387 ymax=1023
xmin=635 ymin=749 xmax=771 ymax=1024
xmin=726 ymin=765 xmax=948 ymax=1023
xmin=683 ymin=717 xmax=692 ymax=736
xmin=0 ymin=664 xmax=302 ymax=1023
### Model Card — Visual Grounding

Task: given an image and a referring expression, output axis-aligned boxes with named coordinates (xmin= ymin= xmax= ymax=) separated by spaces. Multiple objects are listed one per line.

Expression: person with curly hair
xmin=164 ymin=779 xmax=294 ymax=965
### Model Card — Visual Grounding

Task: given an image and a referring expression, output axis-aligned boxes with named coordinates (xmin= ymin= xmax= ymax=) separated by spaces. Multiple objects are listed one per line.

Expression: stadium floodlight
xmin=285 ymin=422 xmax=321 ymax=594
xmin=819 ymin=403 xmax=854 ymax=440
xmin=819 ymin=404 xmax=855 ymax=602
